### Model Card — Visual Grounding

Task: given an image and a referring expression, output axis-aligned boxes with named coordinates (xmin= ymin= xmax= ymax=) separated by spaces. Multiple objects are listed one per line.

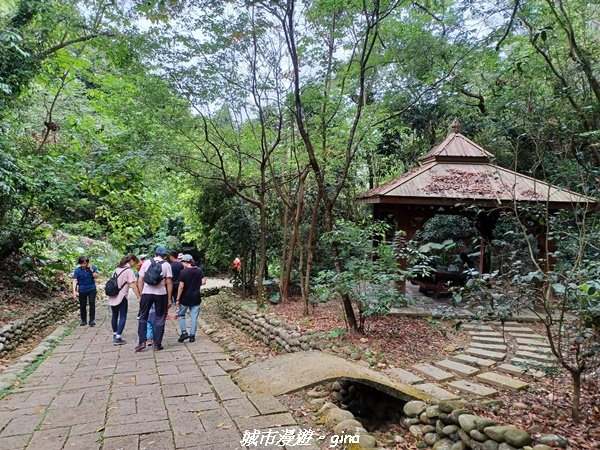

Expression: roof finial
xmin=449 ymin=117 xmax=461 ymax=135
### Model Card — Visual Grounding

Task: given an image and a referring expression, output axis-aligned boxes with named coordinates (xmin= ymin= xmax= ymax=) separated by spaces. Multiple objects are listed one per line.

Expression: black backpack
xmin=105 ymin=268 xmax=130 ymax=296
xmin=144 ymin=259 xmax=166 ymax=286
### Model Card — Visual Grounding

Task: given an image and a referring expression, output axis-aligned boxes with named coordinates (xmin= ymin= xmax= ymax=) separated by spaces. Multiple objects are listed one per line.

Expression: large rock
xmin=484 ymin=426 xmax=531 ymax=447
xmin=458 ymin=414 xmax=479 ymax=433
xmin=333 ymin=419 xmax=364 ymax=435
xmin=404 ymin=400 xmax=427 ymax=417
xmin=324 ymin=408 xmax=354 ymax=427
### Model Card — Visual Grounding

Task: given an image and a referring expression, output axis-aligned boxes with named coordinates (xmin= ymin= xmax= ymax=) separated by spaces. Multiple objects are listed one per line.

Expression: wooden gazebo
xmin=357 ymin=119 xmax=597 ymax=293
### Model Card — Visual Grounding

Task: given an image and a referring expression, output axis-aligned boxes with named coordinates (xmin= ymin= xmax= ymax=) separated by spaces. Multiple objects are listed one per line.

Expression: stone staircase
xmin=387 ymin=323 xmax=556 ymax=401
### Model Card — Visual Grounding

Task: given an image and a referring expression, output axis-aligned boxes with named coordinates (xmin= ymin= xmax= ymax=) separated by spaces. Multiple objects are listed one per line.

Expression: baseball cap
xmin=181 ymin=254 xmax=193 ymax=262
xmin=155 ymin=246 xmax=169 ymax=255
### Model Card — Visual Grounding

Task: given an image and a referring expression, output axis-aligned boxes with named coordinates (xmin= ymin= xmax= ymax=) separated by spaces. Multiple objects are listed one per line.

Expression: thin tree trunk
xmin=571 ymin=371 xmax=581 ymax=423
xmin=302 ymin=190 xmax=321 ymax=315
xmin=281 ymin=173 xmax=306 ymax=302
xmin=280 ymin=200 xmax=290 ymax=301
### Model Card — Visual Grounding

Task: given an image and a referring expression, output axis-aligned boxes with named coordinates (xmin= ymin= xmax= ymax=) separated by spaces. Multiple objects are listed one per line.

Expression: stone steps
xmin=511 ymin=358 xmax=556 ymax=370
xmin=449 ymin=354 xmax=496 ymax=368
xmin=413 ymin=383 xmax=460 ymax=401
xmin=496 ymin=363 xmax=545 ymax=379
xmin=501 ymin=327 xmax=534 ymax=334
xmin=475 ymin=371 xmax=529 ymax=391
xmin=433 ymin=359 xmax=480 ymax=377
xmin=510 ymin=333 xmax=546 ymax=339
xmin=514 ymin=351 xmax=555 ymax=363
xmin=470 ymin=342 xmax=507 ymax=351
xmin=465 ymin=348 xmax=506 ymax=361
xmin=518 ymin=345 xmax=553 ymax=354
xmin=516 ymin=338 xmax=550 ymax=347
xmin=469 ymin=331 xmax=503 ymax=337
xmin=447 ymin=380 xmax=497 ymax=397
xmin=462 ymin=324 xmax=494 ymax=331
xmin=471 ymin=336 xmax=507 ymax=345
xmin=387 ymin=368 xmax=423 ymax=385
xmin=411 ymin=363 xmax=455 ymax=381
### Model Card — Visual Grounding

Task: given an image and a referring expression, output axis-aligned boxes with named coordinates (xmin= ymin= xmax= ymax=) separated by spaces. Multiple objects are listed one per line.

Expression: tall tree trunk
xmin=302 ymin=190 xmax=321 ymax=315
xmin=280 ymin=200 xmax=290 ymax=301
xmin=281 ymin=172 xmax=306 ymax=302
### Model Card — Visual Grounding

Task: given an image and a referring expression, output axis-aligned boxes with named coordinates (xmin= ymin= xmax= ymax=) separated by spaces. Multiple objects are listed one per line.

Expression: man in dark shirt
xmin=176 ymin=254 xmax=205 ymax=343
xmin=168 ymin=251 xmax=184 ymax=307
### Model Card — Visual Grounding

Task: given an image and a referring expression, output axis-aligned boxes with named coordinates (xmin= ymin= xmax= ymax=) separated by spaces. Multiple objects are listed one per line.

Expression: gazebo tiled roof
xmin=357 ymin=119 xmax=597 ymax=210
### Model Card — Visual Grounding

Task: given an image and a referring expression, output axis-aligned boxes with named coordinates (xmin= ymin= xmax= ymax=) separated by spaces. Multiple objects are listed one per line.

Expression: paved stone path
xmin=0 ymin=290 xmax=306 ymax=450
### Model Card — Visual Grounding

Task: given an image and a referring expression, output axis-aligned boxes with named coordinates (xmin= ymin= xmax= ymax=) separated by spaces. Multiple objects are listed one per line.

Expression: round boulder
xmin=404 ymin=400 xmax=427 ymax=417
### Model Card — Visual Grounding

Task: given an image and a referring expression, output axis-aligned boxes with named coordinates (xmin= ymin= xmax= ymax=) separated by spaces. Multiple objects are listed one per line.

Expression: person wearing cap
xmin=135 ymin=246 xmax=173 ymax=352
xmin=168 ymin=251 xmax=184 ymax=307
xmin=176 ymin=254 xmax=206 ymax=343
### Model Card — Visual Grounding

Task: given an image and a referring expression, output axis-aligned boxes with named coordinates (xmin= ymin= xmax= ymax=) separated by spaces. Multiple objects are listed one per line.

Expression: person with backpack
xmin=72 ymin=256 xmax=99 ymax=327
xmin=135 ymin=246 xmax=173 ymax=352
xmin=106 ymin=254 xmax=140 ymax=346
xmin=175 ymin=254 xmax=206 ymax=343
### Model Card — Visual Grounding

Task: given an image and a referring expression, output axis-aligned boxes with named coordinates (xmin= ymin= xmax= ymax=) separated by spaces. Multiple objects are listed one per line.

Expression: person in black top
xmin=176 ymin=254 xmax=205 ymax=343
xmin=168 ymin=251 xmax=184 ymax=307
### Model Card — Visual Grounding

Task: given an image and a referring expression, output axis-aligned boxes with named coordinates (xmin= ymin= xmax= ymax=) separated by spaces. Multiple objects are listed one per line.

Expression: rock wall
xmin=0 ymin=296 xmax=76 ymax=358
xmin=401 ymin=399 xmax=554 ymax=450
xmin=218 ymin=297 xmax=329 ymax=353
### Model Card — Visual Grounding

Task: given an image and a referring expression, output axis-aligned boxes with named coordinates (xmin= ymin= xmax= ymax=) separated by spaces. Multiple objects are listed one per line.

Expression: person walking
xmin=107 ymin=254 xmax=140 ymax=346
xmin=168 ymin=251 xmax=184 ymax=307
xmin=176 ymin=254 xmax=205 ymax=343
xmin=135 ymin=246 xmax=173 ymax=352
xmin=72 ymin=256 xmax=99 ymax=327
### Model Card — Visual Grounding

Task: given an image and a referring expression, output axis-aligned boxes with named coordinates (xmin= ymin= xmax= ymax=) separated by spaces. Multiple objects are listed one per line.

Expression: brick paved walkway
xmin=0 ymin=295 xmax=301 ymax=450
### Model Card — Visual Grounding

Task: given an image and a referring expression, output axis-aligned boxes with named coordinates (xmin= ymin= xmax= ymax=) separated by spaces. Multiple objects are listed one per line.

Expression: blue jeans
xmin=178 ymin=304 xmax=201 ymax=336
xmin=110 ymin=298 xmax=128 ymax=335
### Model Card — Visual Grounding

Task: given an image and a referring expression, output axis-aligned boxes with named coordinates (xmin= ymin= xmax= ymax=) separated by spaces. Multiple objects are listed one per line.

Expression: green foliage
xmin=313 ymin=220 xmax=406 ymax=331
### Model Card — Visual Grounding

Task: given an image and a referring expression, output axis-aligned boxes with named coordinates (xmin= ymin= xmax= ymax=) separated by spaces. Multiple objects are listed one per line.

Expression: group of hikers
xmin=71 ymin=246 xmax=205 ymax=351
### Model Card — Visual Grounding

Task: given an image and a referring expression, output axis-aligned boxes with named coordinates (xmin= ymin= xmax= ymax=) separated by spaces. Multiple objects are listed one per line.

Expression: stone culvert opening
xmin=334 ymin=379 xmax=407 ymax=432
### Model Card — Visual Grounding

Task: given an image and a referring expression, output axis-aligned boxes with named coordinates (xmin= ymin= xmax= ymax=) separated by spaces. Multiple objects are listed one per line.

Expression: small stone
xmin=439 ymin=399 xmax=468 ymax=413
xmin=394 ymin=435 xmax=404 ymax=443
xmin=470 ymin=429 xmax=487 ymax=442
xmin=308 ymin=398 xmax=326 ymax=410
xmin=404 ymin=400 xmax=427 ymax=417
xmin=226 ymin=343 xmax=237 ymax=351
xmin=422 ymin=425 xmax=436 ymax=434
xmin=537 ymin=434 xmax=568 ymax=448
xmin=409 ymin=424 xmax=424 ymax=438
xmin=317 ymin=402 xmax=337 ymax=416
xmin=512 ymin=402 xmax=528 ymax=410
xmin=424 ymin=432 xmax=440 ymax=446
xmin=358 ymin=434 xmax=377 ymax=448
xmin=331 ymin=381 xmax=342 ymax=391
xmin=476 ymin=418 xmax=498 ymax=432
xmin=458 ymin=414 xmax=479 ymax=433
xmin=450 ymin=408 xmax=472 ymax=424
xmin=426 ymin=405 xmax=440 ymax=418
xmin=442 ymin=425 xmax=458 ymax=435
xmin=498 ymin=443 xmax=517 ymax=450
xmin=532 ymin=445 xmax=553 ymax=450
xmin=451 ymin=442 xmax=466 ymax=450
xmin=482 ymin=440 xmax=499 ymax=450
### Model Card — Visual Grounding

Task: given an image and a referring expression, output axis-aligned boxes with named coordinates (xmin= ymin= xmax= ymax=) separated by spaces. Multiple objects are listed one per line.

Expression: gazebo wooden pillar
xmin=357 ymin=118 xmax=597 ymax=294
